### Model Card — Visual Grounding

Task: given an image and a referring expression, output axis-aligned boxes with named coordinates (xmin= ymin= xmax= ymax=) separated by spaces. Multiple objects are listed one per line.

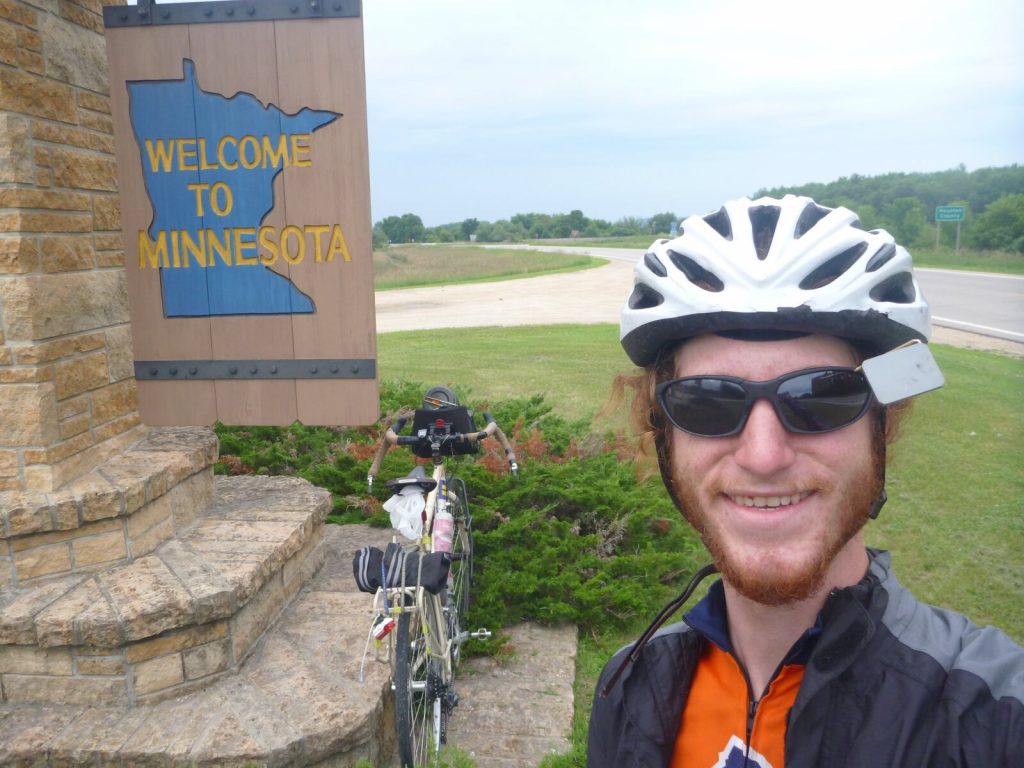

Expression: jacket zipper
xmin=746 ymin=696 xmax=758 ymax=746
xmin=741 ymin=659 xmax=788 ymax=765
xmin=742 ymin=669 xmax=758 ymax=765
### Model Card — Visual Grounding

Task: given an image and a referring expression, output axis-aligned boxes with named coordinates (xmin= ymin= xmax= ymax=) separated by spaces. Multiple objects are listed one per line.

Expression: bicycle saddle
xmin=385 ymin=465 xmax=438 ymax=493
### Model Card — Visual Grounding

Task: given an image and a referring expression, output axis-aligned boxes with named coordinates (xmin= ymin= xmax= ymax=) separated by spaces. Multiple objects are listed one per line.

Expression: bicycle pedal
xmin=470 ymin=628 xmax=491 ymax=640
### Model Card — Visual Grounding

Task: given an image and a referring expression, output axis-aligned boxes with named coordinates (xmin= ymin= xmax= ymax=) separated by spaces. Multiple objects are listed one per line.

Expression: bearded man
xmin=587 ymin=196 xmax=1023 ymax=767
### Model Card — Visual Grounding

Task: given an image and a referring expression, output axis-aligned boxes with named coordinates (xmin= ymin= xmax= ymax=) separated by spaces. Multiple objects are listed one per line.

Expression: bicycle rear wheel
xmin=394 ymin=611 xmax=441 ymax=767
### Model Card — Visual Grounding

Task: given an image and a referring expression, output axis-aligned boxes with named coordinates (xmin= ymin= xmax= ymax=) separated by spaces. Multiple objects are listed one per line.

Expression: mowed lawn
xmin=378 ymin=324 xmax=1024 ymax=643
xmin=373 ymin=245 xmax=604 ymax=290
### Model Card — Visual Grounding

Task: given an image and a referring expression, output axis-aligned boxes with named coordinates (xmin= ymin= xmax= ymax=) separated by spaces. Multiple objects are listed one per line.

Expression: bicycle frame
xmin=372 ymin=459 xmax=458 ymax=678
xmin=363 ymin=396 xmax=515 ymax=768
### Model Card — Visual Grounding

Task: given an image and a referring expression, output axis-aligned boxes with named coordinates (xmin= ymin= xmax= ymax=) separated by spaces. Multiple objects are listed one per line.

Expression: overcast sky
xmin=362 ymin=0 xmax=1024 ymax=225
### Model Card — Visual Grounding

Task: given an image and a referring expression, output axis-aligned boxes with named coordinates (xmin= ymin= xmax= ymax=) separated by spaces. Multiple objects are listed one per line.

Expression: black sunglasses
xmin=656 ymin=367 xmax=874 ymax=437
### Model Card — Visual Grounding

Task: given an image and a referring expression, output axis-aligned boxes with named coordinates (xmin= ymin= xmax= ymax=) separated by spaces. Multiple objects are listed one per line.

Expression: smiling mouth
xmin=728 ymin=491 xmax=812 ymax=509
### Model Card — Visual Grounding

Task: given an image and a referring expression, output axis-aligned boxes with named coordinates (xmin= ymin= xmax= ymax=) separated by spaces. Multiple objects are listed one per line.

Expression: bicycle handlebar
xmin=367 ymin=412 xmax=518 ymax=489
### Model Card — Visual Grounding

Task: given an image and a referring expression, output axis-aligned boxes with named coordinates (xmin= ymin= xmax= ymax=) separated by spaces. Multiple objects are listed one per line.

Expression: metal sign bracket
xmin=104 ymin=0 xmax=360 ymax=28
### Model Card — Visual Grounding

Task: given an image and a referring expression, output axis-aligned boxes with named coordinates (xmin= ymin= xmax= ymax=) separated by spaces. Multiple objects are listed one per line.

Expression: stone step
xmin=0 ymin=524 xmax=397 ymax=767
xmin=0 ymin=474 xmax=331 ymax=706
xmin=1 ymin=428 xmax=220 ymax=587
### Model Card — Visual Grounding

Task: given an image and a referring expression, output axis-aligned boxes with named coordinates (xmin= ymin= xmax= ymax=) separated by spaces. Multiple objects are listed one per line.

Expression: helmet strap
xmin=653 ymin=419 xmax=689 ymax=517
xmin=868 ymin=407 xmax=888 ymax=519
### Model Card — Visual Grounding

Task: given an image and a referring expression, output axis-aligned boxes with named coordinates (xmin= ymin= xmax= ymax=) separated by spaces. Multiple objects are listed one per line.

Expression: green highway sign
xmin=935 ymin=205 xmax=965 ymax=222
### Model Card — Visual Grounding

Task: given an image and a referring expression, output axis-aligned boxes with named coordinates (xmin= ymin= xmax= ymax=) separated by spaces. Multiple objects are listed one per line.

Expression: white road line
xmin=918 ymin=267 xmax=1024 ymax=281
xmin=932 ymin=316 xmax=1024 ymax=340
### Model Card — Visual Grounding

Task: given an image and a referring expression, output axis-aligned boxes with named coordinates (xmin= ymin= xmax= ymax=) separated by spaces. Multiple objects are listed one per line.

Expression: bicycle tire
xmin=447 ymin=480 xmax=473 ymax=667
xmin=394 ymin=611 xmax=441 ymax=767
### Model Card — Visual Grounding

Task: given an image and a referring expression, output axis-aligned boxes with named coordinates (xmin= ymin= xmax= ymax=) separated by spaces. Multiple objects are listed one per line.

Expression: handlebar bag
xmin=353 ymin=542 xmax=452 ymax=595
xmin=410 ymin=406 xmax=480 ymax=457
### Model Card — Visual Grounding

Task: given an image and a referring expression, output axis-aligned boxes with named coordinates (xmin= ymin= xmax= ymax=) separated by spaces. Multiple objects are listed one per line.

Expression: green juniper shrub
xmin=214 ymin=380 xmax=704 ymax=653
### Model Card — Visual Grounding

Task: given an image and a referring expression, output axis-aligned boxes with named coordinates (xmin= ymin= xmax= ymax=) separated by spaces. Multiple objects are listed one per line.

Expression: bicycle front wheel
xmin=447 ymin=481 xmax=473 ymax=668
xmin=448 ymin=478 xmax=473 ymax=623
xmin=394 ymin=611 xmax=441 ymax=767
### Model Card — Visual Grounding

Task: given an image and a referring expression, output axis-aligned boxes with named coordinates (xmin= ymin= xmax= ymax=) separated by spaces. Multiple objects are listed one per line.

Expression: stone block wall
xmin=0 ymin=0 xmax=140 ymax=493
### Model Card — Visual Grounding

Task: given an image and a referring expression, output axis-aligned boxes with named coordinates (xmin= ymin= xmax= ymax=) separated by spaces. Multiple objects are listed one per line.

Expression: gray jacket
xmin=588 ymin=550 xmax=1024 ymax=767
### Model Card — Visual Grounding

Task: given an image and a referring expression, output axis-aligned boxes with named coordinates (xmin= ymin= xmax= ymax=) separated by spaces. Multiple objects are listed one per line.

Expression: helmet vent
xmin=749 ymin=205 xmax=781 ymax=260
xmin=865 ymin=242 xmax=896 ymax=272
xmin=794 ymin=203 xmax=831 ymax=238
xmin=869 ymin=272 xmax=916 ymax=304
xmin=643 ymin=251 xmax=667 ymax=277
xmin=667 ymin=250 xmax=725 ymax=292
xmin=798 ymin=242 xmax=868 ymax=290
xmin=628 ymin=283 xmax=665 ymax=309
xmin=703 ymin=207 xmax=733 ymax=240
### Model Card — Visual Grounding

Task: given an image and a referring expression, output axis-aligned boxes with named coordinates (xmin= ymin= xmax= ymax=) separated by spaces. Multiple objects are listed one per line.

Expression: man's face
xmin=668 ymin=333 xmax=881 ymax=605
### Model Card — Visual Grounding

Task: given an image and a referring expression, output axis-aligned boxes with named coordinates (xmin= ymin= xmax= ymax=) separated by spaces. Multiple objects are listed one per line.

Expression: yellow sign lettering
xmin=141 ymin=132 xmax=321 ymax=174
xmin=138 ymin=229 xmax=169 ymax=268
xmin=170 ymin=230 xmax=182 ymax=267
xmin=233 ymin=227 xmax=258 ymax=265
xmin=261 ymin=135 xmax=288 ymax=169
xmin=210 ymin=182 xmax=233 ymax=217
xmin=291 ymin=133 xmax=312 ymax=167
xmin=217 ymin=135 xmax=239 ymax=170
xmin=137 ymin=225 xmax=353 ymax=268
xmin=207 ymin=228 xmax=232 ymax=267
xmin=144 ymin=139 xmax=174 ymax=173
xmin=177 ymin=138 xmax=198 ymax=171
xmin=180 ymin=229 xmax=206 ymax=267
xmin=197 ymin=138 xmax=218 ymax=171
xmin=187 ymin=183 xmax=209 ymax=216
xmin=328 ymin=224 xmax=353 ymax=262
xmin=281 ymin=225 xmax=305 ymax=264
xmin=306 ymin=224 xmax=330 ymax=262
xmin=259 ymin=225 xmax=279 ymax=266
xmin=239 ymin=135 xmax=260 ymax=169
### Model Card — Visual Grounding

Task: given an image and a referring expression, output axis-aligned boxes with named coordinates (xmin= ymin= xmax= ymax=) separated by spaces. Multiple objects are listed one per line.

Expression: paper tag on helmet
xmin=860 ymin=342 xmax=944 ymax=404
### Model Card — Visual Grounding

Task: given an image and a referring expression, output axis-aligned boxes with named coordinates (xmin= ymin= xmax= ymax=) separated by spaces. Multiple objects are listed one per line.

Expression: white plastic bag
xmin=383 ymin=486 xmax=426 ymax=541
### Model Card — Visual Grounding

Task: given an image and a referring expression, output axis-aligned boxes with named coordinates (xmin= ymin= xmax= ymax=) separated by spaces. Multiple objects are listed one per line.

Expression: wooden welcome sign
xmin=104 ymin=0 xmax=377 ymax=426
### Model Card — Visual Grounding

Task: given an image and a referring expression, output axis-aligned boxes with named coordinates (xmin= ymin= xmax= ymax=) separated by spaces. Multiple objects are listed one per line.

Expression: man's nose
xmin=732 ymin=398 xmax=797 ymax=476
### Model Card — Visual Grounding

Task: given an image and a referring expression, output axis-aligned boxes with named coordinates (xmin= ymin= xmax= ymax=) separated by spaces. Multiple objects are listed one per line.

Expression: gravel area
xmin=376 ymin=260 xmax=1024 ymax=358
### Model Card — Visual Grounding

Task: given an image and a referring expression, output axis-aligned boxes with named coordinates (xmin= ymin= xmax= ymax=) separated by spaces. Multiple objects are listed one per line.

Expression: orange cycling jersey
xmin=670 ymin=580 xmax=819 ymax=768
xmin=672 ymin=644 xmax=803 ymax=767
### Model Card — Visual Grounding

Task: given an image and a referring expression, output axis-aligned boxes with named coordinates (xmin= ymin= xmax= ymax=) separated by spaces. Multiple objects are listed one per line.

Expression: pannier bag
xmin=352 ymin=542 xmax=451 ymax=595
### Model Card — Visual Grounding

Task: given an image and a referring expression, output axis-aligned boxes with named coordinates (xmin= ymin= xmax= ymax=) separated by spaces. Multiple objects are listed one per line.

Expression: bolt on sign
xmin=103 ymin=0 xmax=377 ymax=426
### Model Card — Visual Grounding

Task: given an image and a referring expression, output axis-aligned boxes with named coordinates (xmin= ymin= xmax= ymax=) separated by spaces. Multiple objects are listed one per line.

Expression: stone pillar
xmin=0 ymin=0 xmax=143 ymax=493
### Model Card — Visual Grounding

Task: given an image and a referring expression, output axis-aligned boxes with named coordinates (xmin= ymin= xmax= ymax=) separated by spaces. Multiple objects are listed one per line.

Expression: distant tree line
xmin=756 ymin=164 xmax=1024 ymax=252
xmin=373 ymin=209 xmax=678 ymax=249
xmin=374 ymin=164 xmax=1024 ymax=252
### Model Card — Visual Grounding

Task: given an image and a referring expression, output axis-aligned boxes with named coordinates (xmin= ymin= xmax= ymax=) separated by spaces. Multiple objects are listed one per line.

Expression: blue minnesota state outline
xmin=128 ymin=60 xmax=341 ymax=317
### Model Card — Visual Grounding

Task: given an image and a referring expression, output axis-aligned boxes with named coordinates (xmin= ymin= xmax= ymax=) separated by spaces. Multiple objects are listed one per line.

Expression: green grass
xmin=867 ymin=345 xmax=1024 ymax=634
xmin=913 ymin=247 xmax=1024 ymax=274
xmin=529 ymin=235 xmax=663 ymax=249
xmin=378 ymin=324 xmax=628 ymax=426
xmin=380 ymin=324 xmax=1023 ymax=765
xmin=373 ymin=245 xmax=604 ymax=290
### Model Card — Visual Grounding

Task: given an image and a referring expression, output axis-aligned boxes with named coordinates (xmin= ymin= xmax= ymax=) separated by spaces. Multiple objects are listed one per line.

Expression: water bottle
xmin=432 ymin=505 xmax=454 ymax=554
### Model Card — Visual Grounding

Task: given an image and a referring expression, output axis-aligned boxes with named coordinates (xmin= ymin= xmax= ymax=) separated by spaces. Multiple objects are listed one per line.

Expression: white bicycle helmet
xmin=621 ymin=195 xmax=932 ymax=366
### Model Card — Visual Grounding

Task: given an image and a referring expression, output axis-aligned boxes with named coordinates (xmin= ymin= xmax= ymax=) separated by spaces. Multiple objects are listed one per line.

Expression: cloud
xmin=363 ymin=0 xmax=1024 ymax=223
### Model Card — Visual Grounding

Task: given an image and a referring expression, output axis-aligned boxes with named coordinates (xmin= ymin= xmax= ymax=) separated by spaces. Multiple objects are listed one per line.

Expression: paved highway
xmin=512 ymin=245 xmax=1024 ymax=344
